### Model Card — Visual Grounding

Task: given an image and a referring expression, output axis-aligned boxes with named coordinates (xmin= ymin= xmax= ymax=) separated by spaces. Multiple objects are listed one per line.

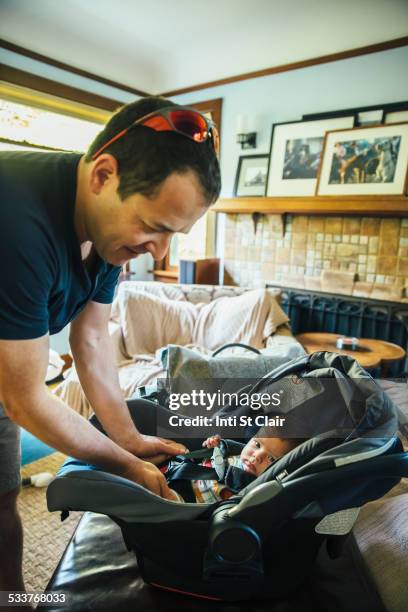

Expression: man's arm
xmin=69 ymin=300 xmax=187 ymax=460
xmin=0 ymin=334 xmax=177 ymax=499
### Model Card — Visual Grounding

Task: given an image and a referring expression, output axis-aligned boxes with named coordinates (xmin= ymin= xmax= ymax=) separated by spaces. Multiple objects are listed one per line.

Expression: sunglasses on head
xmin=91 ymin=106 xmax=219 ymax=160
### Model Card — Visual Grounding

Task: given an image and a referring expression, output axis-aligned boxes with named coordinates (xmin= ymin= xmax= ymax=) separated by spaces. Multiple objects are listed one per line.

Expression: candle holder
xmin=336 ymin=336 xmax=359 ymax=351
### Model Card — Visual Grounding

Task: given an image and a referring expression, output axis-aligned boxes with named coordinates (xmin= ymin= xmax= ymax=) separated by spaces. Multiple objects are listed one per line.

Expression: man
xmin=0 ymin=96 xmax=221 ymax=595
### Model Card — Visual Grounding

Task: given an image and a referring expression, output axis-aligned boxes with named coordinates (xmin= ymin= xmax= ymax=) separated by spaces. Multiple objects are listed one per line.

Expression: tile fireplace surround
xmin=223 ymin=214 xmax=408 ymax=302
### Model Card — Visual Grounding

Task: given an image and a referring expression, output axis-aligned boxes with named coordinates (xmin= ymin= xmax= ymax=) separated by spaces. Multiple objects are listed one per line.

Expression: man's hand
xmin=121 ymin=457 xmax=178 ymax=501
xmin=123 ymin=433 xmax=189 ymax=464
xmin=202 ymin=434 xmax=221 ymax=449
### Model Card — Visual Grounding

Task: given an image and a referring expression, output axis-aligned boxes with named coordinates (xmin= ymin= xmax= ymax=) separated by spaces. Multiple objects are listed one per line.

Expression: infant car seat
xmin=47 ymin=352 xmax=408 ymax=602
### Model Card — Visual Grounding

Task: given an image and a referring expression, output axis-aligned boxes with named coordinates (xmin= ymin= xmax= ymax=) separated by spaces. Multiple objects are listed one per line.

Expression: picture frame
xmin=385 ymin=110 xmax=408 ymax=124
xmin=234 ymin=154 xmax=269 ymax=197
xmin=316 ymin=123 xmax=408 ymax=196
xmin=356 ymin=109 xmax=384 ymax=127
xmin=266 ymin=116 xmax=355 ymax=197
xmin=303 ymin=101 xmax=408 ymax=123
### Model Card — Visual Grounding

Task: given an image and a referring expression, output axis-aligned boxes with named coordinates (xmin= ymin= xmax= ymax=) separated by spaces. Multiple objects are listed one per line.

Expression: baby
xmin=203 ymin=433 xmax=299 ymax=477
xmin=189 ymin=432 xmax=302 ymax=503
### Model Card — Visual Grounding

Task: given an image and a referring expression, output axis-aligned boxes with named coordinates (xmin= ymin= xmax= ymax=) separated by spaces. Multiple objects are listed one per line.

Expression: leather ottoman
xmin=42 ymin=512 xmax=384 ymax=612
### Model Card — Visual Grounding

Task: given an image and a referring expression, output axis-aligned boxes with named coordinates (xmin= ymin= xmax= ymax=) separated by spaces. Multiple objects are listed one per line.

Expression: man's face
xmin=86 ymin=163 xmax=209 ymax=266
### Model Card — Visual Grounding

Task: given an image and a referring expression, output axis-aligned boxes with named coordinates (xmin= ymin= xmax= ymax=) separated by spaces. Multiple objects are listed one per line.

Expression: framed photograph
xmin=303 ymin=101 xmax=408 ymax=123
xmin=385 ymin=110 xmax=408 ymax=124
xmin=234 ymin=154 xmax=269 ymax=197
xmin=356 ymin=109 xmax=384 ymax=126
xmin=316 ymin=123 xmax=408 ymax=196
xmin=266 ymin=116 xmax=355 ymax=196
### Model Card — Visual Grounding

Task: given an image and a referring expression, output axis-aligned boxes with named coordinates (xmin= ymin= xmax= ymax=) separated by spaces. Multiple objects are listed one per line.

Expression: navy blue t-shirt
xmin=0 ymin=151 xmax=121 ymax=340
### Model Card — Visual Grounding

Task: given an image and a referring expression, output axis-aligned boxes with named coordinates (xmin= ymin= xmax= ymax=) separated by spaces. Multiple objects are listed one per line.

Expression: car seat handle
xmin=212 ymin=343 xmax=261 ymax=357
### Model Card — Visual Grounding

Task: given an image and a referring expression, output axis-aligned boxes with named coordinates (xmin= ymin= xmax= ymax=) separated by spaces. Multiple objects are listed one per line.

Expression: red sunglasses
xmin=91 ymin=106 xmax=219 ymax=160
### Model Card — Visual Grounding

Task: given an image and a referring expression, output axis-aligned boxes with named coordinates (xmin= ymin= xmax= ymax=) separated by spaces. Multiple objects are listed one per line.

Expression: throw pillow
xmin=118 ymin=285 xmax=196 ymax=357
xmin=193 ymin=289 xmax=288 ymax=351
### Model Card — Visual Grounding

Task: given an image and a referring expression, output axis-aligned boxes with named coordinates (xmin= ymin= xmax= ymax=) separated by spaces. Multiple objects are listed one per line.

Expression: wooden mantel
xmin=213 ymin=195 xmax=408 ymax=216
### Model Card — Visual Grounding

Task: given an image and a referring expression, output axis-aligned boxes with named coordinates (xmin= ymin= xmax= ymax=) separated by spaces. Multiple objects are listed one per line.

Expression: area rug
xmin=18 ymin=452 xmax=83 ymax=592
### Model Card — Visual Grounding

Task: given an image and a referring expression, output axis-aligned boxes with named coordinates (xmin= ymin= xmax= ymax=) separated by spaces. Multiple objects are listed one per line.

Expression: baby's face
xmin=240 ymin=437 xmax=294 ymax=476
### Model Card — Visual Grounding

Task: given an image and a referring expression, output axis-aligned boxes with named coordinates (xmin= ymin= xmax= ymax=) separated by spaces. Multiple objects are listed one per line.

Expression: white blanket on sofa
xmin=118 ymin=284 xmax=289 ymax=357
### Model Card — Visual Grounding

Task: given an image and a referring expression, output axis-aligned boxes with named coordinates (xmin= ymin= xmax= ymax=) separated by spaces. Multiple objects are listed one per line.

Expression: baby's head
xmin=240 ymin=432 xmax=304 ymax=477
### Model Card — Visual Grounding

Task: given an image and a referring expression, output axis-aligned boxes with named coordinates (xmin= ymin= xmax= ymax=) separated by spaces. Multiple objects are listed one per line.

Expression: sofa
xmin=54 ymin=282 xmax=303 ymax=418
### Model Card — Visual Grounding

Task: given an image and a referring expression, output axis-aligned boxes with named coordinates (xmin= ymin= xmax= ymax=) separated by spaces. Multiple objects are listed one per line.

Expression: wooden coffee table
xmin=296 ymin=332 xmax=406 ymax=374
